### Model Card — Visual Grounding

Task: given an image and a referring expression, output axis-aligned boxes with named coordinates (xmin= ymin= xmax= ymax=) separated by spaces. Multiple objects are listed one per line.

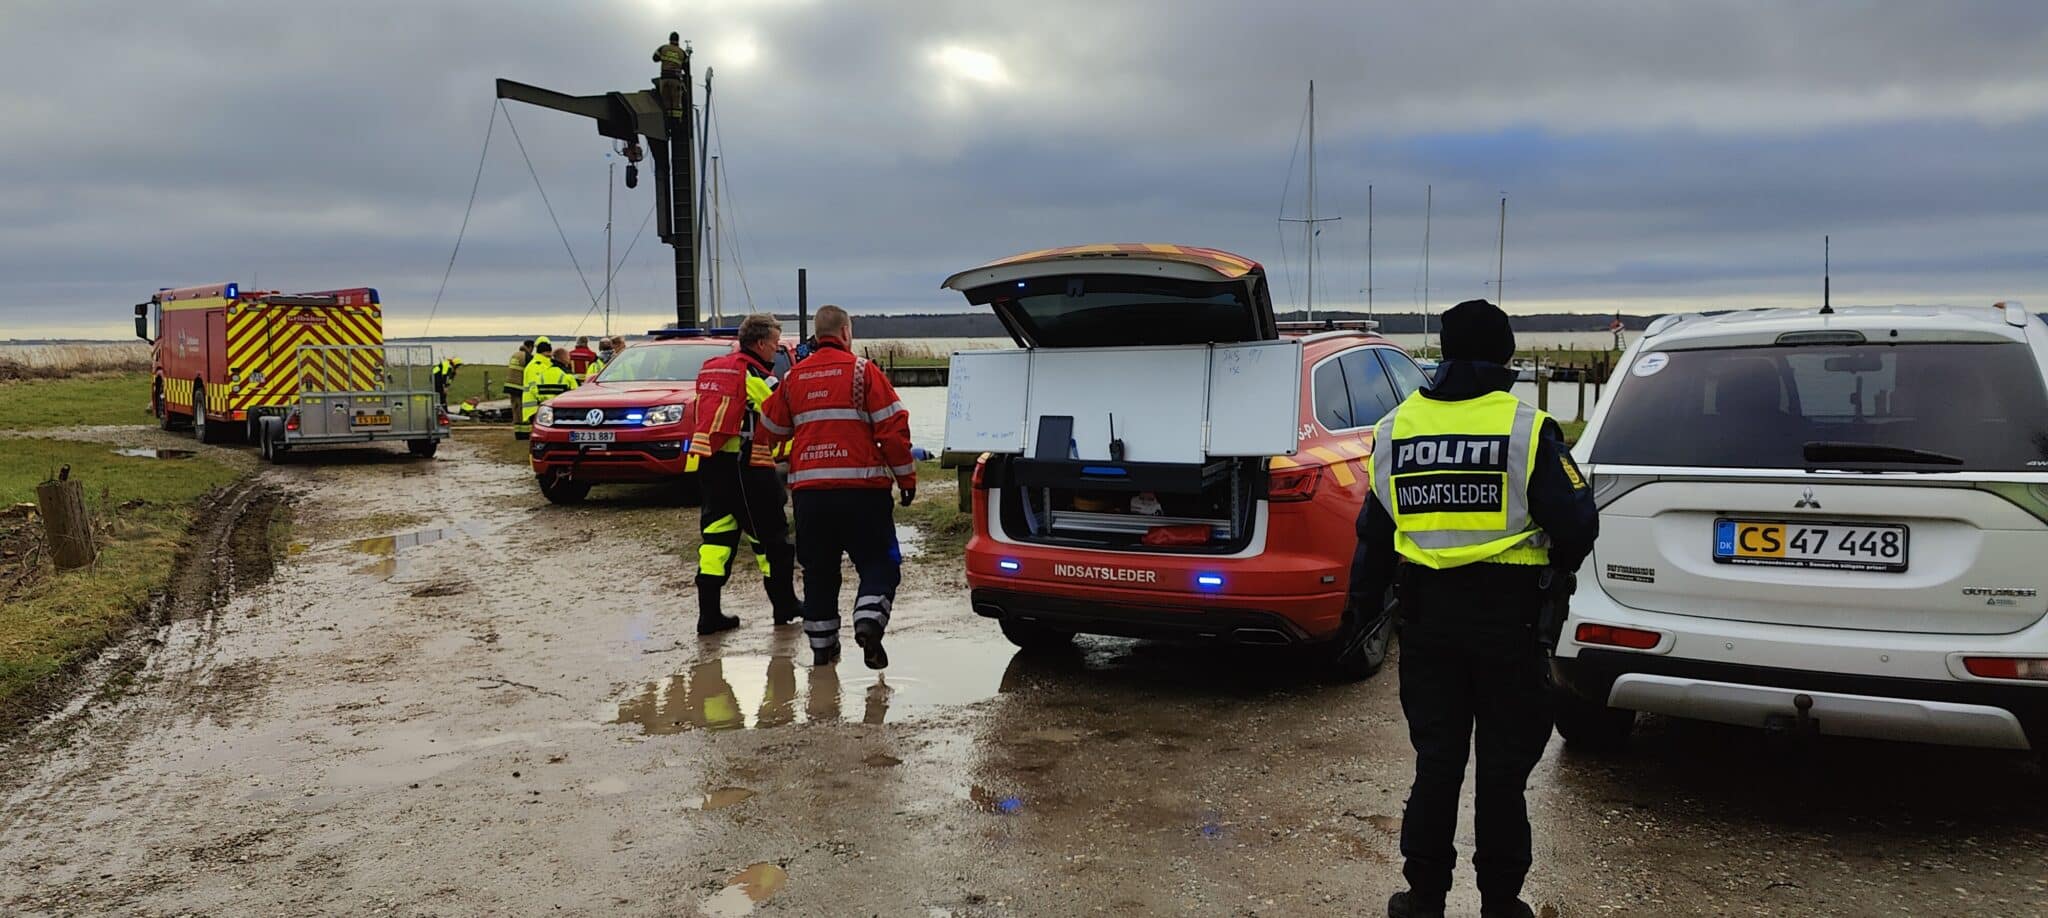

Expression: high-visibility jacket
xmin=1368 ymin=389 xmax=1551 ymax=569
xmin=587 ymin=355 xmax=607 ymax=379
xmin=654 ymin=42 xmax=685 ymax=74
xmin=688 ymin=350 xmax=777 ymax=468
xmin=521 ymin=354 xmax=578 ymax=422
xmin=506 ymin=350 xmax=529 ymax=389
xmin=758 ymin=341 xmax=916 ymax=492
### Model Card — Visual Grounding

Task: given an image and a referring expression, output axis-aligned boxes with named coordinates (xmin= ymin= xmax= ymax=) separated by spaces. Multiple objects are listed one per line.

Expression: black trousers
xmin=791 ymin=488 xmax=900 ymax=653
xmin=694 ymin=451 xmax=799 ymax=619
xmin=1396 ymin=568 xmax=1555 ymax=908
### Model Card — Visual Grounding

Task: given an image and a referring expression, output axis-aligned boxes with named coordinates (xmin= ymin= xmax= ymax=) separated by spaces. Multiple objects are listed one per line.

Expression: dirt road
xmin=3 ymin=433 xmax=2044 ymax=916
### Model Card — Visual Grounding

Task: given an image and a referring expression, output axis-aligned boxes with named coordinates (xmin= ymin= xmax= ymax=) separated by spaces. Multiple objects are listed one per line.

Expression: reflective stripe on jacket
xmin=688 ymin=350 xmax=777 ymax=467
xmin=1367 ymin=389 xmax=1550 ymax=569
xmin=758 ymin=342 xmax=916 ymax=492
xmin=521 ymin=356 xmax=578 ymax=420
xmin=654 ymin=43 xmax=684 ymax=72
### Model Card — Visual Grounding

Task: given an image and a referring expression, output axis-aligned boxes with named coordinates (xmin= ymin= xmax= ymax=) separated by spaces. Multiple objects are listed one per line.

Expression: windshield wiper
xmin=1803 ymin=441 xmax=1964 ymax=466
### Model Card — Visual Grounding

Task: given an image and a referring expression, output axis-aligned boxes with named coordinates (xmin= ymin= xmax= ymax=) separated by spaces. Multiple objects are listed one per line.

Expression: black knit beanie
xmin=1438 ymin=299 xmax=1515 ymax=365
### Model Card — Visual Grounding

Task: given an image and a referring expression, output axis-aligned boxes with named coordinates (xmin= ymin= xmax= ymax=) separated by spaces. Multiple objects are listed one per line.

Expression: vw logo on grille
xmin=585 ymin=408 xmax=605 ymax=426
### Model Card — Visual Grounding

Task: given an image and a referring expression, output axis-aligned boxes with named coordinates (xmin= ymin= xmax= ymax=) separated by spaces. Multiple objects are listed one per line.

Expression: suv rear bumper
xmin=1554 ymin=650 xmax=2046 ymax=751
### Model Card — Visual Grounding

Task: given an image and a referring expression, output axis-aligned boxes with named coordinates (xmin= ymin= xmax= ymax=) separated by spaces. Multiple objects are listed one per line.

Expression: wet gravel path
xmin=2 ymin=430 xmax=2044 ymax=916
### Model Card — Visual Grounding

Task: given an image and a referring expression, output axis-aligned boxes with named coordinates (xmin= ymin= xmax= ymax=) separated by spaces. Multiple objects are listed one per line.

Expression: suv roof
xmin=1643 ymin=303 xmax=2032 ymax=350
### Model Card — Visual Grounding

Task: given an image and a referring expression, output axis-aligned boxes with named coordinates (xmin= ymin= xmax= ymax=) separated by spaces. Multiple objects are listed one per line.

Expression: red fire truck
xmin=135 ymin=283 xmax=448 ymax=459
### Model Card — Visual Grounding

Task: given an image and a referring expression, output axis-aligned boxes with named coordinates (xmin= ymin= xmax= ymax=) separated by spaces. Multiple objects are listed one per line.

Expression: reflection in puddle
xmin=692 ymin=786 xmax=757 ymax=810
xmin=969 ymin=785 xmax=1024 ymax=814
xmin=112 ymin=447 xmax=196 ymax=459
xmin=611 ymin=633 xmax=1012 ymax=735
xmin=893 ymin=524 xmax=924 ymax=559
xmin=699 ymin=862 xmax=787 ymax=917
xmin=346 ymin=523 xmax=491 ymax=581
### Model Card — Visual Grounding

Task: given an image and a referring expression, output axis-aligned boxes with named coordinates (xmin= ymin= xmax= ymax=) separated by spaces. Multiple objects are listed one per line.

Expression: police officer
xmin=685 ymin=314 xmax=803 ymax=635
xmin=653 ymin=32 xmax=686 ymax=119
xmin=758 ymin=305 xmax=916 ymax=670
xmin=1354 ymin=299 xmax=1598 ymax=918
xmin=521 ymin=339 xmax=577 ymax=436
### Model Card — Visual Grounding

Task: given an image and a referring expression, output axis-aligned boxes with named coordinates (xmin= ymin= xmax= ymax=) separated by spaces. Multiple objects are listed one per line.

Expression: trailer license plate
xmin=352 ymin=414 xmax=392 ymax=427
xmin=569 ymin=431 xmax=615 ymax=443
xmin=1713 ymin=519 xmax=1908 ymax=572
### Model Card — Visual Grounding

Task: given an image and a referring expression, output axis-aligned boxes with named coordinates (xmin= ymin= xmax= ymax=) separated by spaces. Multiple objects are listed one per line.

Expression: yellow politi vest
xmin=1368 ymin=389 xmax=1551 ymax=569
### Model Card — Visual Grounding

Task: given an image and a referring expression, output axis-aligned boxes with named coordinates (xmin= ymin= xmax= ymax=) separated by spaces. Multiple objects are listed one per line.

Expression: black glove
xmin=899 ymin=486 xmax=915 ymax=507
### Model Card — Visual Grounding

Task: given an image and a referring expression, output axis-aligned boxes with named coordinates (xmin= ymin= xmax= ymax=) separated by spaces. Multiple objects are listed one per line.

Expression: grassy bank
xmin=0 ymin=371 xmax=153 ymax=431
xmin=0 ymin=438 xmax=244 ymax=719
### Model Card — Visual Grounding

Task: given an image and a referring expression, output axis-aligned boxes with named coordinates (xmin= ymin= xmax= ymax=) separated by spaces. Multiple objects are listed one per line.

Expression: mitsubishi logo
xmin=1794 ymin=487 xmax=1821 ymax=509
xmin=584 ymin=408 xmax=605 ymax=426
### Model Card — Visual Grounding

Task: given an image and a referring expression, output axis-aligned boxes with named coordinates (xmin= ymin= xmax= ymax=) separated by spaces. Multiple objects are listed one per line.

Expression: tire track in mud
xmin=0 ymin=477 xmax=284 ymax=820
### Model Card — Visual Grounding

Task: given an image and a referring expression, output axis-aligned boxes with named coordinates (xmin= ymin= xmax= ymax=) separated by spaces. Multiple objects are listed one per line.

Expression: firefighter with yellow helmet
xmin=520 ymin=337 xmax=577 ymax=437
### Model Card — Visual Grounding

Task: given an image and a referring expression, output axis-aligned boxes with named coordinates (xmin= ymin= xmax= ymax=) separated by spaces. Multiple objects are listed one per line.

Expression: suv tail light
xmin=972 ymin=452 xmax=992 ymax=489
xmin=1269 ymin=465 xmax=1322 ymax=502
xmin=1962 ymin=657 xmax=2048 ymax=681
xmin=1575 ymin=623 xmax=1661 ymax=650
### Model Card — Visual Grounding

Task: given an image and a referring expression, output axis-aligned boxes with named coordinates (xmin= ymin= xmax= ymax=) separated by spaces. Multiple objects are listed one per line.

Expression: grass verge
xmin=0 ymin=371 xmax=154 ymax=431
xmin=1 ymin=438 xmax=244 ymax=719
xmin=895 ymin=461 xmax=970 ymax=559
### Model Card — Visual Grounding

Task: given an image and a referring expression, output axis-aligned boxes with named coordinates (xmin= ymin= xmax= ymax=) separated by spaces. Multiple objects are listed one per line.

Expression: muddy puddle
xmin=347 ymin=522 xmax=495 ymax=580
xmin=611 ymin=632 xmax=1015 ymax=734
xmin=699 ymin=862 xmax=787 ymax=917
xmin=893 ymin=524 xmax=924 ymax=559
xmin=112 ymin=447 xmax=196 ymax=459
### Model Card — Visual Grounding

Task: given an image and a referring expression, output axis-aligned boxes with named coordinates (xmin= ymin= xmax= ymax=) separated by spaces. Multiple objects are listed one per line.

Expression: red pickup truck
xmin=528 ymin=330 xmax=792 ymax=503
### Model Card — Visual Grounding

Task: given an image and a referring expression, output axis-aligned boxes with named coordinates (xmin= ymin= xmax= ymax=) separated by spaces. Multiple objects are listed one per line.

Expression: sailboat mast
xmin=1306 ymin=80 xmax=1316 ymax=320
xmin=1366 ymin=184 xmax=1374 ymax=321
xmin=605 ymin=160 xmax=614 ymax=337
xmin=711 ymin=154 xmax=723 ymax=327
xmin=1423 ymin=184 xmax=1433 ymax=355
xmin=1496 ymin=194 xmax=1507 ymax=309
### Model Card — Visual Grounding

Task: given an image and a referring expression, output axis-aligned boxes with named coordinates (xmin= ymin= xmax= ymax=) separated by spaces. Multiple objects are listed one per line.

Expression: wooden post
xmin=1536 ymin=372 xmax=1549 ymax=411
xmin=35 ymin=465 xmax=97 ymax=571
xmin=1576 ymin=372 xmax=1587 ymax=420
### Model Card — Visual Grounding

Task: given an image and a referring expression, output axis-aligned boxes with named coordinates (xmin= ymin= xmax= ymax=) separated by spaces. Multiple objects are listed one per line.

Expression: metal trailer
xmin=256 ymin=344 xmax=449 ymax=463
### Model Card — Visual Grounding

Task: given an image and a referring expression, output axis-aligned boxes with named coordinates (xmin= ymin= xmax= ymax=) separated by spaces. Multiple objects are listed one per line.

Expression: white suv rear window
xmin=1591 ymin=343 xmax=2048 ymax=471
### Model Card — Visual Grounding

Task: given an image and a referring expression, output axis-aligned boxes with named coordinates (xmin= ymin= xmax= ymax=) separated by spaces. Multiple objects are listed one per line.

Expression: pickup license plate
xmin=1713 ymin=519 xmax=1908 ymax=572
xmin=569 ymin=430 xmax=616 ymax=443
xmin=351 ymin=414 xmax=392 ymax=427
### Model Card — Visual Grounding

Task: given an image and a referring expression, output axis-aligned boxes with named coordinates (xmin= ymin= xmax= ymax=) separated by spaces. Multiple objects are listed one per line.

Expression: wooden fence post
xmin=35 ymin=465 xmax=97 ymax=571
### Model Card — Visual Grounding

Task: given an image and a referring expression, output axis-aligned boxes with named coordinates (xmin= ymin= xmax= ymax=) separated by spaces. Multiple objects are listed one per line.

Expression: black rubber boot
xmin=695 ymin=580 xmax=740 ymax=635
xmin=1480 ymin=899 xmax=1534 ymax=918
xmin=1387 ymin=891 xmax=1446 ymax=918
xmin=767 ymin=577 xmax=803 ymax=627
xmin=854 ymin=620 xmax=888 ymax=670
xmin=812 ymin=645 xmax=841 ymax=666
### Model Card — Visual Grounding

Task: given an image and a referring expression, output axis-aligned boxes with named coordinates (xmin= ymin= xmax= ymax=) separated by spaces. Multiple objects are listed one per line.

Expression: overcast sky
xmin=3 ymin=0 xmax=2045 ymax=338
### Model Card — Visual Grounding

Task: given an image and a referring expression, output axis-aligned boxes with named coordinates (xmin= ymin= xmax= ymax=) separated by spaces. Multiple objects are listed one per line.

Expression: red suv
xmin=529 ymin=330 xmax=793 ymax=503
xmin=941 ymin=244 xmax=1431 ymax=678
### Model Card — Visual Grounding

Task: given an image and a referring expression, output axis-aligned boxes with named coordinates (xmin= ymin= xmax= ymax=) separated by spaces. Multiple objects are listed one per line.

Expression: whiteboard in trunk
xmin=944 ymin=340 xmax=1302 ymax=463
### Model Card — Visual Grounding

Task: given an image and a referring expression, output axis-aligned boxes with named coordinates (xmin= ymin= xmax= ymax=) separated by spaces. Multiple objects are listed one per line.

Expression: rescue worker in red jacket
xmin=686 ymin=314 xmax=803 ymax=635
xmin=758 ymin=305 xmax=916 ymax=669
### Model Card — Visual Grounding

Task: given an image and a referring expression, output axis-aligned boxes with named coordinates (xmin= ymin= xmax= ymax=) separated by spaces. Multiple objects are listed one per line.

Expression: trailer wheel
xmin=259 ymin=417 xmax=290 ymax=464
xmin=192 ymin=382 xmax=220 ymax=444
xmin=407 ymin=439 xmax=439 ymax=459
xmin=537 ymin=475 xmax=589 ymax=505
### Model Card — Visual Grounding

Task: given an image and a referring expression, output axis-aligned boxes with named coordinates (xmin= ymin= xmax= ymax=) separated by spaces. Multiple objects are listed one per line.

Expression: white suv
xmin=1552 ymin=302 xmax=2048 ymax=755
